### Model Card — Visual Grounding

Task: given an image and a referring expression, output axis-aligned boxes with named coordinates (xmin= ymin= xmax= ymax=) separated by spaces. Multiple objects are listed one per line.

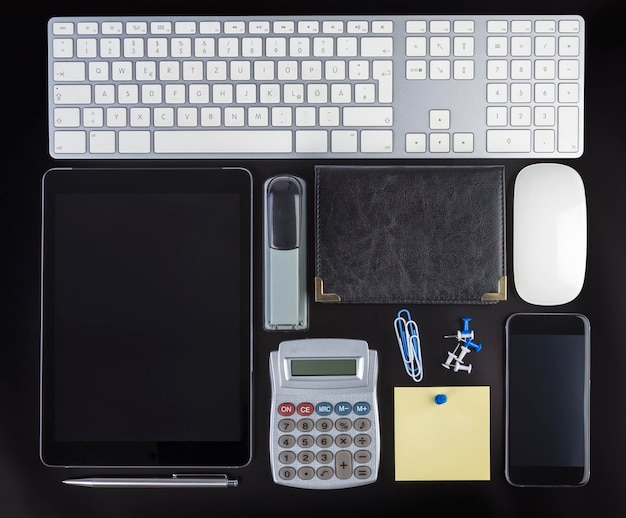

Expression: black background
xmin=3 ymin=0 xmax=626 ymax=516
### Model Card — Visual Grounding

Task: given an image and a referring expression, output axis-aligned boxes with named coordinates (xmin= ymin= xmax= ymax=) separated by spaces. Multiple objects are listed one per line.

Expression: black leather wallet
xmin=314 ymin=165 xmax=506 ymax=304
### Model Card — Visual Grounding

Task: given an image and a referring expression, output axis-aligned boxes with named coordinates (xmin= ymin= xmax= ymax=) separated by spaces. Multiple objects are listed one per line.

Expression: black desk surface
xmin=3 ymin=1 xmax=625 ymax=516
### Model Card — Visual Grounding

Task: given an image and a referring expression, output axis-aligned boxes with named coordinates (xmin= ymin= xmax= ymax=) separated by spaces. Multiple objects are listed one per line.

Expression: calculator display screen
xmin=290 ymin=359 xmax=357 ymax=376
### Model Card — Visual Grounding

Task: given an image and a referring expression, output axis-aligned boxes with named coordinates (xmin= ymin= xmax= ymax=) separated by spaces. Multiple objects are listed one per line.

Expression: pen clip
xmin=172 ymin=474 xmax=229 ymax=480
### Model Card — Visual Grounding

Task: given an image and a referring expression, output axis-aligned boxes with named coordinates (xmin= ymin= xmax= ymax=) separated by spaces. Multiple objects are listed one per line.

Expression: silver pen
xmin=62 ymin=474 xmax=238 ymax=488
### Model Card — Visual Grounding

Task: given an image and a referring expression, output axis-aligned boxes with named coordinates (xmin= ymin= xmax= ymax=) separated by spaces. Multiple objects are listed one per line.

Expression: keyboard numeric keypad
xmin=485 ymin=17 xmax=581 ymax=154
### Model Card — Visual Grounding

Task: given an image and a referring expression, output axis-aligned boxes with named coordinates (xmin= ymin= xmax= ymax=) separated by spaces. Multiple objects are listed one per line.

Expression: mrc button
xmin=316 ymin=402 xmax=333 ymax=416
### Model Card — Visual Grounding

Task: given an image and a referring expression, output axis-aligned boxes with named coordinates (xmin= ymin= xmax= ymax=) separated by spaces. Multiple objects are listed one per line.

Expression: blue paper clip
xmin=394 ymin=309 xmax=423 ymax=382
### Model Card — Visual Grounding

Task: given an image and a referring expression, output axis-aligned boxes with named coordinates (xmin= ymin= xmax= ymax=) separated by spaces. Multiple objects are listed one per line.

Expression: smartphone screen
xmin=505 ymin=313 xmax=590 ymax=486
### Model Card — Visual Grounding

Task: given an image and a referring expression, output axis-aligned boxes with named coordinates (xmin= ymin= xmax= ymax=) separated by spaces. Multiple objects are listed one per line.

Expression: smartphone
xmin=505 ymin=313 xmax=590 ymax=487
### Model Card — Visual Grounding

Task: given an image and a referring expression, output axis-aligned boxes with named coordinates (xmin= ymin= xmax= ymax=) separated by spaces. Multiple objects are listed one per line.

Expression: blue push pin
xmin=434 ymin=394 xmax=447 ymax=405
xmin=462 ymin=317 xmax=471 ymax=332
xmin=466 ymin=338 xmax=482 ymax=352
xmin=456 ymin=337 xmax=482 ymax=364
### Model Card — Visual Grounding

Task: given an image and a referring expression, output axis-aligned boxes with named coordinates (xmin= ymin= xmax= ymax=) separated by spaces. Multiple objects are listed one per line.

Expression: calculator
xmin=269 ymin=338 xmax=380 ymax=489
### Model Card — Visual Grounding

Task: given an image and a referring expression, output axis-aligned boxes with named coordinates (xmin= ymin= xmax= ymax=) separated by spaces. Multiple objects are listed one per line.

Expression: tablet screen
xmin=40 ymin=168 xmax=252 ymax=467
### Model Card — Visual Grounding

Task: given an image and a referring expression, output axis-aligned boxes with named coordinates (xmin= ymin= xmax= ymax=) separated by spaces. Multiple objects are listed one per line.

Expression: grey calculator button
xmin=316 ymin=418 xmax=333 ymax=432
xmin=279 ymin=450 xmax=296 ymax=464
xmin=317 ymin=466 xmax=334 ymax=480
xmin=354 ymin=433 xmax=371 ymax=447
xmin=335 ymin=433 xmax=352 ymax=447
xmin=278 ymin=418 xmax=296 ymax=432
xmin=335 ymin=418 xmax=352 ymax=431
xmin=297 ymin=450 xmax=315 ymax=464
xmin=279 ymin=466 xmax=297 ymax=480
xmin=279 ymin=434 xmax=296 ymax=448
xmin=316 ymin=450 xmax=333 ymax=464
xmin=298 ymin=466 xmax=315 ymax=480
xmin=297 ymin=418 xmax=314 ymax=432
xmin=297 ymin=434 xmax=315 ymax=448
xmin=354 ymin=418 xmax=371 ymax=431
xmin=316 ymin=434 xmax=333 ymax=448
xmin=354 ymin=449 xmax=371 ymax=463
xmin=335 ymin=450 xmax=353 ymax=480
xmin=354 ymin=466 xmax=372 ymax=479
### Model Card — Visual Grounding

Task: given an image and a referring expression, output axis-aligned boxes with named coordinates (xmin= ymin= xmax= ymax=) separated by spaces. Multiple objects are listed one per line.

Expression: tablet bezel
xmin=39 ymin=167 xmax=253 ymax=468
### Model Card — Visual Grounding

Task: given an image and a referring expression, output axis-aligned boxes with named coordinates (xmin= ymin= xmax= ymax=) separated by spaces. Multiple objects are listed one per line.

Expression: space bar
xmin=154 ymin=130 xmax=293 ymax=153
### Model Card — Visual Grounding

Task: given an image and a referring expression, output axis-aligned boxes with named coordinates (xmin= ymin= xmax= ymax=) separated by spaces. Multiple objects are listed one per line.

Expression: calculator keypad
xmin=270 ymin=398 xmax=379 ymax=488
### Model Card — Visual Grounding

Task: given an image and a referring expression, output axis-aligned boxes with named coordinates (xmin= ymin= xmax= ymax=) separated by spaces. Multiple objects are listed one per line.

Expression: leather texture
xmin=314 ymin=165 xmax=506 ymax=304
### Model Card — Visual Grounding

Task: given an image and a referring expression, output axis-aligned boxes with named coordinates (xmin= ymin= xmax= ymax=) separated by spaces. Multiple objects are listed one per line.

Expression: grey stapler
xmin=263 ymin=175 xmax=308 ymax=331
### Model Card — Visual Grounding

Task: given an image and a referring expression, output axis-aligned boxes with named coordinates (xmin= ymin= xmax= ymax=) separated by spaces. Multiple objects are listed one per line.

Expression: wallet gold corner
xmin=314 ymin=277 xmax=341 ymax=302
xmin=481 ymin=276 xmax=507 ymax=301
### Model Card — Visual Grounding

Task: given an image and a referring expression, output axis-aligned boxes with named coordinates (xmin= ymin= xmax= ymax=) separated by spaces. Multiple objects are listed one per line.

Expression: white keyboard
xmin=48 ymin=15 xmax=585 ymax=159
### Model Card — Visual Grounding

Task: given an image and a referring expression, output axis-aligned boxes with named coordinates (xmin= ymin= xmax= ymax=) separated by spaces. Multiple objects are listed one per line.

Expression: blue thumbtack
xmin=461 ymin=317 xmax=472 ymax=334
xmin=434 ymin=394 xmax=447 ymax=405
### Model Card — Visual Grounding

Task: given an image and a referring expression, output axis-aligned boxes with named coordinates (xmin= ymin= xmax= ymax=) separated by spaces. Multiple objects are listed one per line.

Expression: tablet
xmin=40 ymin=167 xmax=252 ymax=468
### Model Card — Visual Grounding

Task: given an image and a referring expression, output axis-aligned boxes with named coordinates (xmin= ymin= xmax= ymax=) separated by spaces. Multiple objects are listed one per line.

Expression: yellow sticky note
xmin=394 ymin=386 xmax=490 ymax=481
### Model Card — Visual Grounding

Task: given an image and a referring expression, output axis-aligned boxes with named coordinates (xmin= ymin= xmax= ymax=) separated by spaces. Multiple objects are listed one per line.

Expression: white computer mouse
xmin=513 ymin=163 xmax=587 ymax=306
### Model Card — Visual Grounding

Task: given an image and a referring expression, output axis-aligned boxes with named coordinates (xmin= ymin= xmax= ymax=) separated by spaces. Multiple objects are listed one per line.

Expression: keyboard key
xmin=126 ymin=22 xmax=147 ymax=35
xmin=296 ymin=130 xmax=328 ymax=152
xmin=559 ymin=36 xmax=580 ymax=56
xmin=453 ymin=133 xmax=474 ymax=152
xmin=511 ymin=20 xmax=532 ymax=33
xmin=54 ymin=131 xmax=86 ymax=153
xmin=534 ymin=129 xmax=555 ymax=152
xmin=430 ymin=20 xmax=450 ymax=33
xmin=559 ymin=20 xmax=580 ymax=33
xmin=89 ymin=131 xmax=116 ymax=153
xmin=557 ymin=107 xmax=579 ymax=153
xmin=372 ymin=21 xmax=393 ymax=33
xmin=405 ymin=20 xmax=427 ymax=34
xmin=361 ymin=130 xmax=393 ymax=152
xmin=487 ymin=129 xmax=531 ymax=152
xmin=429 ymin=133 xmax=450 ymax=152
xmin=53 ymin=108 xmax=80 ymax=127
xmin=52 ymin=39 xmax=73 ymax=58
xmin=174 ymin=21 xmax=196 ymax=34
xmin=343 ymin=107 xmax=392 ymax=126
xmin=429 ymin=109 xmax=450 ymax=129
xmin=101 ymin=22 xmax=123 ymax=35
xmin=331 ymin=130 xmax=358 ymax=152
xmin=535 ymin=20 xmax=556 ymax=33
xmin=405 ymin=133 xmax=426 ymax=152
xmin=153 ymin=130 xmax=293 ymax=153
xmin=77 ymin=23 xmax=98 ymax=35
xmin=53 ymin=62 xmax=85 ymax=81
xmin=53 ymin=22 xmax=74 ymax=35
xmin=360 ymin=37 xmax=393 ymax=57
xmin=53 ymin=85 xmax=91 ymax=104
xmin=487 ymin=20 xmax=508 ymax=33
xmin=453 ymin=20 xmax=474 ymax=33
